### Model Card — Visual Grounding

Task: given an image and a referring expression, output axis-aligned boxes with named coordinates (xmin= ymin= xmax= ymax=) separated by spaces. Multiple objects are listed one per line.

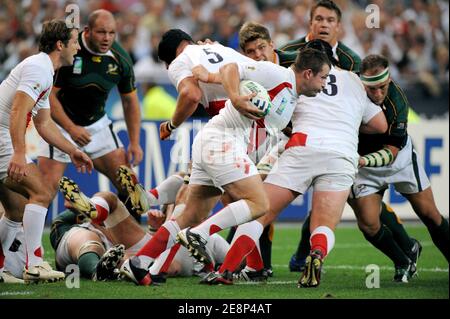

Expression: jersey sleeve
xmin=117 ymin=58 xmax=137 ymax=94
xmin=384 ymin=83 xmax=409 ymax=148
xmin=17 ymin=63 xmax=51 ymax=106
xmin=362 ymin=96 xmax=382 ymax=124
xmin=238 ymin=61 xmax=287 ymax=88
xmin=168 ymin=54 xmax=194 ymax=90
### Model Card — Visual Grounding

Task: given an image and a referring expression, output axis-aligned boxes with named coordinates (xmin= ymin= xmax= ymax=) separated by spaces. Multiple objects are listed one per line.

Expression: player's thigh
xmin=67 ymin=228 xmax=105 ymax=262
xmin=403 ymin=187 xmax=442 ymax=224
xmin=109 ymin=215 xmax=146 ymax=249
xmin=177 ymin=184 xmax=222 ymax=228
xmin=310 ymin=189 xmax=350 ymax=230
xmin=0 ymin=182 xmax=27 ymax=221
xmin=223 ymin=175 xmax=267 ymax=209
xmin=3 ymin=163 xmax=52 ymax=205
xmin=348 ymin=193 xmax=383 ymax=230
xmin=258 ymin=182 xmax=298 ymax=227
xmin=37 ymin=156 xmax=67 ymax=196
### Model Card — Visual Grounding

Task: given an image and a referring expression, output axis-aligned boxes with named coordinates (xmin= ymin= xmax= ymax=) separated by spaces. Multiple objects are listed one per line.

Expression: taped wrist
xmin=361 ymin=148 xmax=394 ymax=167
xmin=167 ymin=121 xmax=177 ymax=132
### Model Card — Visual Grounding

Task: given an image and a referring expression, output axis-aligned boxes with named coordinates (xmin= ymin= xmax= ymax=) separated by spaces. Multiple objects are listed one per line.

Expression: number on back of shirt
xmin=323 ymin=74 xmax=338 ymax=96
xmin=203 ymin=48 xmax=224 ymax=64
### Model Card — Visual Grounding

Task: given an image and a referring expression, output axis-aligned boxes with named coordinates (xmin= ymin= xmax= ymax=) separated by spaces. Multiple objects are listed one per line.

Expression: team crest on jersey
xmin=107 ymin=63 xmax=118 ymax=75
xmin=92 ymin=56 xmax=102 ymax=63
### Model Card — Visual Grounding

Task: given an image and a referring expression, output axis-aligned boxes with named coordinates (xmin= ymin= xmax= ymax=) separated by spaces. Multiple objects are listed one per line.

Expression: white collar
xmin=305 ymin=35 xmax=339 ymax=60
xmin=81 ymin=32 xmax=115 ymax=59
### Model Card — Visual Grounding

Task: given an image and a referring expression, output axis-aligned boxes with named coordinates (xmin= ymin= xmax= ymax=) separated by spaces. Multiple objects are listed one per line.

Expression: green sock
xmin=425 ymin=215 xmax=449 ymax=263
xmin=364 ymin=225 xmax=410 ymax=267
xmin=295 ymin=214 xmax=311 ymax=260
xmin=259 ymin=224 xmax=273 ymax=269
xmin=379 ymin=202 xmax=415 ymax=254
xmin=78 ymin=252 xmax=100 ymax=279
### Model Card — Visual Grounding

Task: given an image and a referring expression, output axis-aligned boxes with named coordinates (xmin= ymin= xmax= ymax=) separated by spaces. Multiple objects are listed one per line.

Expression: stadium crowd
xmin=1 ymin=0 xmax=449 ymax=97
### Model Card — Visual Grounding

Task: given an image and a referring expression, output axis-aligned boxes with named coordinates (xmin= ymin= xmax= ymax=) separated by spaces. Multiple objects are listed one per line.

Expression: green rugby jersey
xmin=358 ymin=80 xmax=409 ymax=156
xmin=279 ymin=36 xmax=361 ymax=73
xmin=275 ymin=49 xmax=298 ymax=68
xmin=54 ymin=32 xmax=136 ymax=126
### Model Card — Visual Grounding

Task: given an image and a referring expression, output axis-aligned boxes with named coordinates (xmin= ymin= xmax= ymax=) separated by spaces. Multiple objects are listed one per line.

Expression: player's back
xmin=293 ymin=67 xmax=379 ymax=160
xmin=0 ymin=52 xmax=53 ymax=128
xmin=168 ymin=43 xmax=254 ymax=117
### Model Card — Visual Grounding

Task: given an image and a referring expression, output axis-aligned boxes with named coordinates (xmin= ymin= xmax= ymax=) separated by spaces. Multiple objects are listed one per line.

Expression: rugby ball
xmin=239 ymin=80 xmax=272 ymax=117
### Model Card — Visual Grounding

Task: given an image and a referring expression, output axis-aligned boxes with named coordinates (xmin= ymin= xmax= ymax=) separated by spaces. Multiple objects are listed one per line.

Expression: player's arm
xmin=192 ymin=65 xmax=221 ymax=84
xmin=120 ymin=90 xmax=143 ymax=166
xmin=358 ymin=144 xmax=399 ymax=168
xmin=50 ymin=86 xmax=91 ymax=146
xmin=34 ymin=108 xmax=93 ymax=173
xmin=7 ymin=91 xmax=37 ymax=182
xmin=160 ymin=77 xmax=202 ymax=140
xmin=359 ymin=111 xmax=387 ymax=134
xmin=219 ymin=62 xmax=262 ymax=120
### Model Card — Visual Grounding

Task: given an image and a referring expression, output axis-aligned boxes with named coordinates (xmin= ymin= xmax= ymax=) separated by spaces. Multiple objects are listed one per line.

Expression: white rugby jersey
xmin=168 ymin=43 xmax=254 ymax=117
xmin=0 ymin=52 xmax=54 ymax=128
xmin=207 ymin=60 xmax=298 ymax=139
xmin=292 ymin=67 xmax=382 ymax=159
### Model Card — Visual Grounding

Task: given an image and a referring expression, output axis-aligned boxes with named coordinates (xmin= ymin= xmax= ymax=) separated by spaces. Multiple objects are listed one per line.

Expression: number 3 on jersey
xmin=323 ymin=74 xmax=338 ymax=96
xmin=203 ymin=48 xmax=224 ymax=64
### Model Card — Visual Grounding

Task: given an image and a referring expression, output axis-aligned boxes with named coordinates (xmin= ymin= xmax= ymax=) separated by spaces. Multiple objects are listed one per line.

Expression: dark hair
xmin=293 ymin=48 xmax=331 ymax=75
xmin=361 ymin=54 xmax=389 ymax=74
xmin=303 ymin=39 xmax=337 ymax=66
xmin=238 ymin=21 xmax=271 ymax=51
xmin=157 ymin=29 xmax=194 ymax=65
xmin=310 ymin=0 xmax=342 ymax=22
xmin=38 ymin=20 xmax=76 ymax=53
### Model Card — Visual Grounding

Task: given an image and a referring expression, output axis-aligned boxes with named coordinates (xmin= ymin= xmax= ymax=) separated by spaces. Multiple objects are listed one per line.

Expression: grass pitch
xmin=0 ymin=223 xmax=448 ymax=299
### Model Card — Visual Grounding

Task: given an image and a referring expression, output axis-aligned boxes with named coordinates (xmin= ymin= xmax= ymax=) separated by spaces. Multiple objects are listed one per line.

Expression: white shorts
xmin=190 ymin=128 xmax=259 ymax=189
xmin=38 ymin=115 xmax=123 ymax=163
xmin=265 ymin=145 xmax=357 ymax=194
xmin=351 ymin=136 xmax=431 ymax=198
xmin=0 ymin=127 xmax=33 ymax=181
xmin=55 ymin=223 xmax=112 ymax=271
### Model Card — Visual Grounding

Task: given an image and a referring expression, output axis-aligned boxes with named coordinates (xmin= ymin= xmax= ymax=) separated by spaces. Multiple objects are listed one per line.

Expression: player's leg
xmin=3 ymin=164 xmax=65 ymax=283
xmin=299 ymin=188 xmax=349 ymax=288
xmin=120 ymin=183 xmax=222 ymax=285
xmin=349 ymin=194 xmax=414 ymax=282
xmin=403 ymin=187 xmax=449 ymax=262
xmin=37 ymin=156 xmax=68 ymax=200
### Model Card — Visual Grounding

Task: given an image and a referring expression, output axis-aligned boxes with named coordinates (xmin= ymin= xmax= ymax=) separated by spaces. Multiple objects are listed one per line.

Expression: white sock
xmin=137 ymin=219 xmax=180 ymax=269
xmin=22 ymin=204 xmax=47 ymax=267
xmin=0 ymin=216 xmax=22 ymax=253
xmin=146 ymin=175 xmax=184 ymax=205
xmin=192 ymin=199 xmax=252 ymax=241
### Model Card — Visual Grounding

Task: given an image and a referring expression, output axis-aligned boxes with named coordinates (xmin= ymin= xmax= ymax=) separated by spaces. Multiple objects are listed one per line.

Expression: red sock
xmin=246 ymin=246 xmax=264 ymax=271
xmin=137 ymin=227 xmax=170 ymax=258
xmin=310 ymin=233 xmax=328 ymax=258
xmin=219 ymin=235 xmax=255 ymax=273
xmin=158 ymin=243 xmax=181 ymax=274
xmin=91 ymin=204 xmax=109 ymax=225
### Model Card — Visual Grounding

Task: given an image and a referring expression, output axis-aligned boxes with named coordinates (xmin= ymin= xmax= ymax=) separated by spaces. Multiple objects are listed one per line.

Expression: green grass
xmin=0 ymin=223 xmax=448 ymax=299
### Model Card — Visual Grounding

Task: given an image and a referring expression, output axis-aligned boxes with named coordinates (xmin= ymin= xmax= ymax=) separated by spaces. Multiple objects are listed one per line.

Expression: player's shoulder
xmin=110 ymin=41 xmax=134 ymax=68
xmin=279 ymin=36 xmax=307 ymax=51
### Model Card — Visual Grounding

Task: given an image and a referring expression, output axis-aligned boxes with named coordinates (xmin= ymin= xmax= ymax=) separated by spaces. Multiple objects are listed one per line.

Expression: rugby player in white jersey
xmin=0 ymin=20 xmax=93 ymax=284
xmin=200 ymin=40 xmax=388 ymax=287
xmin=119 ymin=44 xmax=330 ymax=285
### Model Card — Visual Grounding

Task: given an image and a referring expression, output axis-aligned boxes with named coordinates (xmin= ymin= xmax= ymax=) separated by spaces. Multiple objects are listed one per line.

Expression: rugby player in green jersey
xmin=37 ymin=10 xmax=143 ymax=221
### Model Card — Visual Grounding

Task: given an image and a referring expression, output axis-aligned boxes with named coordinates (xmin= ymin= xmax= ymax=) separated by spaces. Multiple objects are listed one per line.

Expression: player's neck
xmin=46 ymin=51 xmax=61 ymax=71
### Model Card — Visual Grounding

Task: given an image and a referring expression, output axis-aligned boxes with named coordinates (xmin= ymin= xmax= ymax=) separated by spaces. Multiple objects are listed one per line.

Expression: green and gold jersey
xmin=279 ymin=36 xmax=361 ymax=73
xmin=358 ymin=80 xmax=409 ymax=155
xmin=275 ymin=49 xmax=298 ymax=68
xmin=54 ymin=32 xmax=136 ymax=126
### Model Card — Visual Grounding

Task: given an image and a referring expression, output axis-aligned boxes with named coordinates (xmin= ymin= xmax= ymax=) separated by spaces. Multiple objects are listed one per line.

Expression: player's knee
xmin=357 ymin=219 xmax=379 ymax=237
xmin=93 ymin=191 xmax=118 ymax=212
